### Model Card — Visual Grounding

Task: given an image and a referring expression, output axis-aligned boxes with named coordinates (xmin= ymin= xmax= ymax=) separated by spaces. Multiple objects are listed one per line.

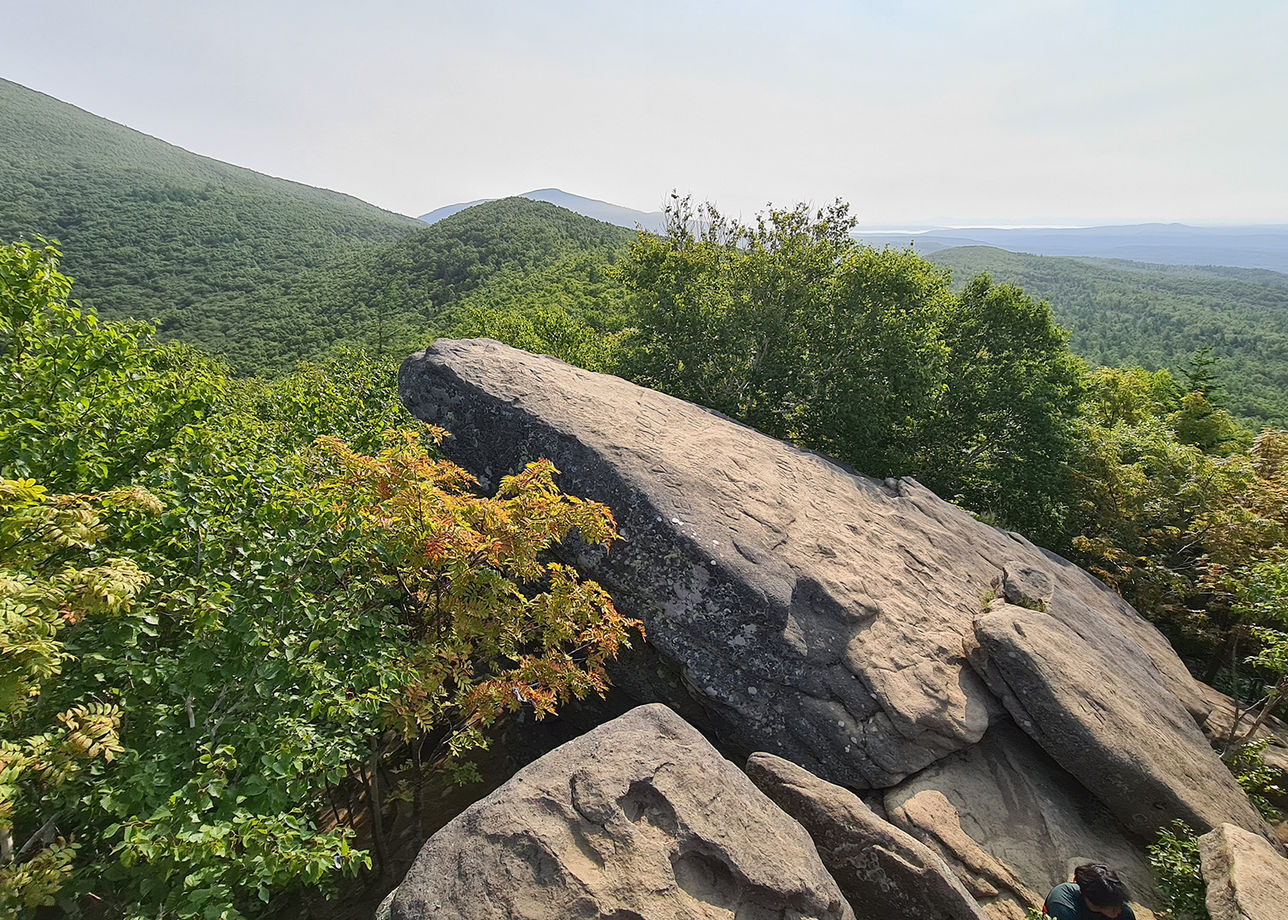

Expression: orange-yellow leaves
xmin=314 ymin=429 xmax=643 ymax=747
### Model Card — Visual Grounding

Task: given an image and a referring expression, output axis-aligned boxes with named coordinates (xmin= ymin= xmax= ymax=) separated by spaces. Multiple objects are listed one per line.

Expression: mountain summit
xmin=420 ymin=188 xmax=665 ymax=233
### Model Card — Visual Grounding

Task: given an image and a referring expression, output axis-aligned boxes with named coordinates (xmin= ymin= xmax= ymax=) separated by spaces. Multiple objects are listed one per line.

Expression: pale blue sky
xmin=4 ymin=0 xmax=1284 ymax=225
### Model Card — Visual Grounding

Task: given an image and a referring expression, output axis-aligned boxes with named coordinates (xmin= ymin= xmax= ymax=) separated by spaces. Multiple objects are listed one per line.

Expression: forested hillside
xmin=0 ymin=79 xmax=421 ymax=356
xmin=0 ymin=80 xmax=634 ymax=374
xmin=211 ymin=198 xmax=634 ymax=373
xmin=931 ymin=245 xmax=1288 ymax=425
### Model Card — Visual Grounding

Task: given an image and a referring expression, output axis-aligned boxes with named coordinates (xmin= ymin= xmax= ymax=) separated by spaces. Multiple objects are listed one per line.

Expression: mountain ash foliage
xmin=0 ymin=242 xmax=641 ymax=919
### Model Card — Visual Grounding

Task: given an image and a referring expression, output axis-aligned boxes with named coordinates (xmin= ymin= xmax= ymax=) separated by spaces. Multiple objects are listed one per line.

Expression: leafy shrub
xmin=1147 ymin=820 xmax=1210 ymax=920
xmin=1223 ymin=739 xmax=1284 ymax=821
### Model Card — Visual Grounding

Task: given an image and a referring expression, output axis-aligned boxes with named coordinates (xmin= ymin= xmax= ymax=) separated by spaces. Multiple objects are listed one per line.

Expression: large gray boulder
xmin=746 ymin=752 xmax=988 ymax=920
xmin=399 ymin=339 xmax=1206 ymax=788
xmin=389 ymin=704 xmax=854 ymax=920
xmin=1199 ymin=823 xmax=1288 ymax=920
xmin=883 ymin=720 xmax=1163 ymax=920
xmin=967 ymin=603 xmax=1270 ymax=840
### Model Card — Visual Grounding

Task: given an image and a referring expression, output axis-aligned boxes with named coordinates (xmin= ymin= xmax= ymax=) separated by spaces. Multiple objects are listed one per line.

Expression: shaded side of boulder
xmin=967 ymin=604 xmax=1270 ymax=841
xmin=884 ymin=719 xmax=1163 ymax=920
xmin=399 ymin=339 xmax=1206 ymax=788
xmin=746 ymin=752 xmax=988 ymax=920
xmin=1199 ymin=823 xmax=1288 ymax=920
xmin=389 ymin=704 xmax=854 ymax=920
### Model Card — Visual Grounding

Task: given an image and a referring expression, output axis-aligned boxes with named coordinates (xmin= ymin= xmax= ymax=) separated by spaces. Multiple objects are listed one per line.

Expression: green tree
xmin=616 ymin=196 xmax=1085 ymax=542
xmin=0 ymin=240 xmax=222 ymax=492
xmin=1068 ymin=367 xmax=1288 ymax=678
xmin=914 ymin=274 xmax=1085 ymax=542
xmin=0 ymin=478 xmax=151 ymax=913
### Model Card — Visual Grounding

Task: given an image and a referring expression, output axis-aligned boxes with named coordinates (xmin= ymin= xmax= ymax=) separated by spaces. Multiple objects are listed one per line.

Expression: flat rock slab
xmin=967 ymin=604 xmax=1269 ymax=840
xmin=746 ymin=752 xmax=988 ymax=920
xmin=400 ymin=339 xmax=1205 ymax=786
xmin=884 ymin=719 xmax=1162 ymax=920
xmin=1199 ymin=823 xmax=1288 ymax=920
xmin=389 ymin=704 xmax=854 ymax=920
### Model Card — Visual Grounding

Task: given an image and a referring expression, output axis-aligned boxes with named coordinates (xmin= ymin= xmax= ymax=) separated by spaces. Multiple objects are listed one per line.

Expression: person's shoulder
xmin=1044 ymin=882 xmax=1082 ymax=920
xmin=1121 ymin=903 xmax=1137 ymax=920
xmin=1046 ymin=882 xmax=1080 ymax=901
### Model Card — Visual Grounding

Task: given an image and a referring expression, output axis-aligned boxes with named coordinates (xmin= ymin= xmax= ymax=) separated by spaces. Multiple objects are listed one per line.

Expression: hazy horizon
xmin=5 ymin=1 xmax=1285 ymax=227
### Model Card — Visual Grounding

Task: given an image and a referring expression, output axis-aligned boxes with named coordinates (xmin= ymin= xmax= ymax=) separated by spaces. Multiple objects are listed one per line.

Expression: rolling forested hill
xmin=0 ymin=79 xmax=637 ymax=374
xmin=931 ymin=246 xmax=1288 ymax=425
xmin=226 ymin=197 xmax=635 ymax=373
xmin=0 ymin=79 xmax=421 ymax=347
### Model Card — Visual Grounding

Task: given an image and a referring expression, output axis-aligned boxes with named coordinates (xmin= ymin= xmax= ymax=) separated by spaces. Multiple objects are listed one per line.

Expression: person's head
xmin=1074 ymin=864 xmax=1128 ymax=918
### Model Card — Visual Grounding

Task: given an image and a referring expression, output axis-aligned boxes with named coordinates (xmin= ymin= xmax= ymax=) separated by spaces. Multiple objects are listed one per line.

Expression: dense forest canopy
xmin=932 ymin=245 xmax=1288 ymax=426
xmin=143 ymin=196 xmax=633 ymax=375
xmin=0 ymin=78 xmax=419 ymax=368
xmin=0 ymin=242 xmax=641 ymax=916
xmin=7 ymin=74 xmax=1287 ymax=406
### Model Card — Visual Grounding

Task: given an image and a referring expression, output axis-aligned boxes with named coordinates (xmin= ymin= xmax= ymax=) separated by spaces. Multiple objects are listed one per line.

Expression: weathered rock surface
xmin=389 ymin=704 xmax=854 ymax=920
xmin=1199 ymin=823 xmax=1288 ymax=920
xmin=999 ymin=564 xmax=1052 ymax=610
xmin=967 ymin=604 xmax=1270 ymax=840
xmin=883 ymin=720 xmax=1162 ymax=920
xmin=746 ymin=752 xmax=988 ymax=920
xmin=399 ymin=339 xmax=1206 ymax=787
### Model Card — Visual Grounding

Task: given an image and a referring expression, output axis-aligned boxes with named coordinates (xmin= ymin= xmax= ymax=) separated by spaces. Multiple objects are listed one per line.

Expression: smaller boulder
xmin=967 ymin=604 xmax=1270 ymax=841
xmin=1199 ymin=823 xmax=1288 ymax=920
xmin=747 ymin=752 xmax=989 ymax=920
xmin=389 ymin=704 xmax=854 ymax=920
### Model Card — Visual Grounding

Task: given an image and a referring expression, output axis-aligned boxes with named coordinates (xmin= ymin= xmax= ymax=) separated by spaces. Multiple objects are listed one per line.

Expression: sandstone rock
xmin=967 ymin=604 xmax=1269 ymax=840
xmin=884 ymin=720 xmax=1162 ymax=920
xmin=399 ymin=339 xmax=1205 ymax=787
xmin=1199 ymin=823 xmax=1288 ymax=920
xmin=746 ymin=751 xmax=988 ymax=920
xmin=388 ymin=704 xmax=854 ymax=920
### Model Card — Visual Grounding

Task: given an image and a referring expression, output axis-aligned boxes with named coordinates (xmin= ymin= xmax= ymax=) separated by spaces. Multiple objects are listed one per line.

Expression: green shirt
xmin=1044 ymin=882 xmax=1137 ymax=920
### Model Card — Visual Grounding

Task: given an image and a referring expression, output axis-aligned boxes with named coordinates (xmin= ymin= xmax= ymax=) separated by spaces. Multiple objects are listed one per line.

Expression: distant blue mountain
xmin=420 ymin=188 xmax=665 ymax=233
xmin=855 ymin=223 xmax=1288 ymax=274
xmin=417 ymin=198 xmax=493 ymax=225
xmin=422 ymin=191 xmax=1288 ymax=274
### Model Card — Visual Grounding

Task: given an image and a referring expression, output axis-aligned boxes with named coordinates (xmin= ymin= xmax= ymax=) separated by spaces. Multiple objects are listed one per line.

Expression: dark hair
xmin=1074 ymin=864 xmax=1128 ymax=908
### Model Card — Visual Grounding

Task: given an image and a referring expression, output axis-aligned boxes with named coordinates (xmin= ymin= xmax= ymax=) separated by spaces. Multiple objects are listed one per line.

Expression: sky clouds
xmin=6 ymin=0 xmax=1285 ymax=226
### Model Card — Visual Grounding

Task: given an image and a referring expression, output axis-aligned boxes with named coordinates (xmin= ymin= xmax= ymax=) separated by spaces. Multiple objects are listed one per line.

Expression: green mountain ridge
xmin=930 ymin=245 xmax=1288 ymax=425
xmin=0 ymin=78 xmax=422 ymax=341
xmin=0 ymin=79 xmax=640 ymax=374
xmin=6 ymin=75 xmax=1288 ymax=423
